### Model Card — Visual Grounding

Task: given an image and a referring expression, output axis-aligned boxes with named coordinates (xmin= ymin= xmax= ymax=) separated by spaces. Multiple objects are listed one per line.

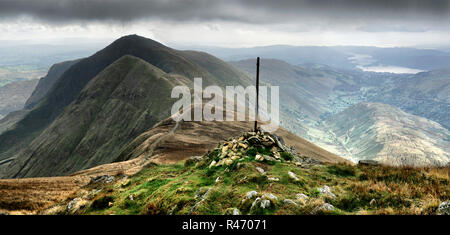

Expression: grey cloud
xmin=0 ymin=0 xmax=449 ymax=28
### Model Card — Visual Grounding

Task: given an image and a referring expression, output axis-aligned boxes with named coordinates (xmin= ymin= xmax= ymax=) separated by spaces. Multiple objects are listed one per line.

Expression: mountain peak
xmin=107 ymin=34 xmax=167 ymax=51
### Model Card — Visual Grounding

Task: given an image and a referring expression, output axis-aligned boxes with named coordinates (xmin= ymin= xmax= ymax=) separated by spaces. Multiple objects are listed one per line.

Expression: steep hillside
xmin=324 ymin=103 xmax=450 ymax=166
xmin=0 ymin=110 xmax=29 ymax=136
xmin=371 ymin=69 xmax=450 ymax=129
xmin=0 ymin=79 xmax=38 ymax=119
xmin=24 ymin=59 xmax=80 ymax=109
xmin=3 ymin=55 xmax=193 ymax=178
xmin=0 ymin=34 xmax=251 ymax=162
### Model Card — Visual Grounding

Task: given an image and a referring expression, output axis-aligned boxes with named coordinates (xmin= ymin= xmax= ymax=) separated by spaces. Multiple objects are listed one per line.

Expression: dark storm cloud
xmin=0 ymin=0 xmax=449 ymax=25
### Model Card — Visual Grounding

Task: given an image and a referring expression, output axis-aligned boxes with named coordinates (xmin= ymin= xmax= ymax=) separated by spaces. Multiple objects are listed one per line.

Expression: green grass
xmin=80 ymin=151 xmax=450 ymax=215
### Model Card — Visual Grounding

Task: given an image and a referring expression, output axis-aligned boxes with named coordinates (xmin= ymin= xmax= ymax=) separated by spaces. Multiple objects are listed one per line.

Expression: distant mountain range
xmin=194 ymin=45 xmax=450 ymax=72
xmin=232 ymin=58 xmax=449 ymax=166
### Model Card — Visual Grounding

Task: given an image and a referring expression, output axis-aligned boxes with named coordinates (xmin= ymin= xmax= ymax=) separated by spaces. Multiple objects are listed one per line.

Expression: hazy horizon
xmin=1 ymin=0 xmax=450 ymax=49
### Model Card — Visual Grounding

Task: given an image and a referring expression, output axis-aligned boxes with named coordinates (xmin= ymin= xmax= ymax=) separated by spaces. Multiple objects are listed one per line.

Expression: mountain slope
xmin=0 ymin=79 xmax=38 ymax=119
xmin=0 ymin=34 xmax=251 ymax=162
xmin=371 ymin=69 xmax=450 ymax=129
xmin=4 ymin=55 xmax=194 ymax=178
xmin=24 ymin=59 xmax=80 ymax=109
xmin=324 ymin=103 xmax=450 ymax=166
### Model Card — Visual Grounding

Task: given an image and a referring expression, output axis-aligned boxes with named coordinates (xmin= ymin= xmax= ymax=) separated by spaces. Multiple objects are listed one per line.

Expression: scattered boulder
xmin=294 ymin=155 xmax=322 ymax=166
xmin=244 ymin=191 xmax=258 ymax=200
xmin=288 ymin=171 xmax=300 ymax=181
xmin=296 ymin=193 xmax=309 ymax=201
xmin=260 ymin=199 xmax=271 ymax=209
xmin=283 ymin=199 xmax=297 ymax=206
xmin=262 ymin=155 xmax=277 ymax=162
xmin=261 ymin=193 xmax=278 ymax=202
xmin=250 ymin=197 xmax=272 ymax=211
xmin=67 ymin=197 xmax=89 ymax=213
xmin=255 ymin=167 xmax=266 ymax=175
xmin=438 ymin=201 xmax=450 ymax=215
xmin=358 ymin=160 xmax=380 ymax=166
xmin=89 ymin=175 xmax=115 ymax=184
xmin=318 ymin=186 xmax=336 ymax=199
xmin=311 ymin=203 xmax=335 ymax=214
xmin=224 ymin=208 xmax=241 ymax=215
xmin=268 ymin=177 xmax=280 ymax=182
xmin=255 ymin=154 xmax=264 ymax=161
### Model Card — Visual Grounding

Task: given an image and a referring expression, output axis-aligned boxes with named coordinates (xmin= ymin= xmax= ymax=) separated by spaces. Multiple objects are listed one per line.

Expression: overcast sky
xmin=0 ymin=0 xmax=450 ymax=48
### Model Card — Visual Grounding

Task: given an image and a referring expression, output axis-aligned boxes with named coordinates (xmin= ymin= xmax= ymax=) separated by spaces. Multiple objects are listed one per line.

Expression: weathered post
xmin=254 ymin=57 xmax=260 ymax=132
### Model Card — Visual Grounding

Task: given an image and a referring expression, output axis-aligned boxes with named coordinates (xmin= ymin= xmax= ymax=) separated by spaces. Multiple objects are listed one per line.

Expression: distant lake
xmin=357 ymin=65 xmax=424 ymax=74
xmin=348 ymin=53 xmax=425 ymax=74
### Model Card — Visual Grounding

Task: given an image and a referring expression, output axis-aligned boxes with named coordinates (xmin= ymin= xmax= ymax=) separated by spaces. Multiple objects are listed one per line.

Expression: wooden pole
xmin=254 ymin=57 xmax=260 ymax=132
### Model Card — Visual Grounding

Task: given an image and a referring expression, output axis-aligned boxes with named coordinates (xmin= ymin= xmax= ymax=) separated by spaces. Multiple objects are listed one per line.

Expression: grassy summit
xmin=49 ymin=131 xmax=449 ymax=215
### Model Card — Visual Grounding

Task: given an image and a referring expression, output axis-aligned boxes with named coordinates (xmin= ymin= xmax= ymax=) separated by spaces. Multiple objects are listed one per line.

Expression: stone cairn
xmin=203 ymin=130 xmax=321 ymax=169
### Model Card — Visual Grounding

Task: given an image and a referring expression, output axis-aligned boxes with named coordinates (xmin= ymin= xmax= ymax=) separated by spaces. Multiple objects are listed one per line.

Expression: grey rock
xmin=311 ymin=203 xmax=335 ymax=214
xmin=67 ymin=198 xmax=81 ymax=212
xmin=288 ymin=171 xmax=300 ymax=181
xmin=271 ymin=134 xmax=286 ymax=151
xmin=260 ymin=199 xmax=271 ymax=209
xmin=90 ymin=175 xmax=115 ymax=184
xmin=245 ymin=190 xmax=258 ymax=200
xmin=224 ymin=208 xmax=241 ymax=215
xmin=358 ymin=160 xmax=380 ymax=166
xmin=262 ymin=193 xmax=278 ymax=201
xmin=283 ymin=199 xmax=298 ymax=206
xmin=250 ymin=197 xmax=262 ymax=210
xmin=232 ymin=208 xmax=241 ymax=215
xmin=438 ymin=201 xmax=450 ymax=215
xmin=296 ymin=193 xmax=309 ymax=201
xmin=268 ymin=177 xmax=280 ymax=182
xmin=255 ymin=167 xmax=266 ymax=175
xmin=247 ymin=136 xmax=262 ymax=145
xmin=263 ymin=155 xmax=276 ymax=162
xmin=318 ymin=185 xmax=336 ymax=199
